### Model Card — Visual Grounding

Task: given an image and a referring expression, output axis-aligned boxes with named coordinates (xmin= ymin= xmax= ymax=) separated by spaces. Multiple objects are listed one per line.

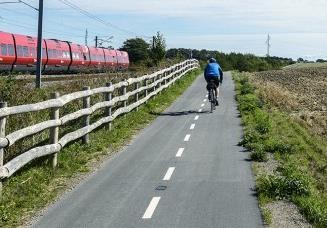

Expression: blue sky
xmin=1 ymin=0 xmax=327 ymax=60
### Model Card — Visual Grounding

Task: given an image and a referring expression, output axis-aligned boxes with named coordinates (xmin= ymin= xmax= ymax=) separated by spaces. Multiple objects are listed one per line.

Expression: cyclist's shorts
xmin=206 ymin=77 xmax=219 ymax=90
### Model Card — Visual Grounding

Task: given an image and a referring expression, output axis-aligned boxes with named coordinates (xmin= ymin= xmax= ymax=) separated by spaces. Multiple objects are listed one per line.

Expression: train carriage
xmin=121 ymin=51 xmax=129 ymax=70
xmin=0 ymin=31 xmax=16 ymax=71
xmin=68 ymin=43 xmax=91 ymax=71
xmin=103 ymin=49 xmax=118 ymax=70
xmin=88 ymin=47 xmax=106 ymax=71
xmin=43 ymin=39 xmax=71 ymax=72
xmin=0 ymin=31 xmax=129 ymax=74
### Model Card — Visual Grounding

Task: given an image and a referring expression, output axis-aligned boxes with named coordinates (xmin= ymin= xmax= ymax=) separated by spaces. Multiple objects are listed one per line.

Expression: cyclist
xmin=204 ymin=58 xmax=223 ymax=105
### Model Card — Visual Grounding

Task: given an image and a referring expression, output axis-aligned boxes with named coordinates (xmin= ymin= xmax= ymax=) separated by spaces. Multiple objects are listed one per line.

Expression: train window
xmin=30 ymin=47 xmax=35 ymax=57
xmin=51 ymin=49 xmax=54 ymax=58
xmin=42 ymin=48 xmax=46 ymax=57
xmin=23 ymin=46 xmax=29 ymax=57
xmin=1 ymin=44 xmax=7 ymax=56
xmin=49 ymin=49 xmax=53 ymax=59
xmin=8 ymin=44 xmax=15 ymax=56
xmin=17 ymin=46 xmax=23 ymax=56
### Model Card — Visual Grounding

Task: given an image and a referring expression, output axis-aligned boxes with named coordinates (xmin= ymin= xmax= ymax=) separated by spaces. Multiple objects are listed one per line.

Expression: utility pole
xmin=85 ymin=29 xmax=88 ymax=46
xmin=266 ymin=34 xmax=271 ymax=57
xmin=35 ymin=0 xmax=44 ymax=88
xmin=95 ymin=36 xmax=98 ymax=47
xmin=152 ymin=36 xmax=155 ymax=49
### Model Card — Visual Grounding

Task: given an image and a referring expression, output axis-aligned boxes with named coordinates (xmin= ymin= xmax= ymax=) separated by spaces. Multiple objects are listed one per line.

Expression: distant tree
xmin=150 ymin=32 xmax=166 ymax=65
xmin=120 ymin=38 xmax=150 ymax=64
xmin=316 ymin=59 xmax=327 ymax=63
xmin=297 ymin=58 xmax=304 ymax=62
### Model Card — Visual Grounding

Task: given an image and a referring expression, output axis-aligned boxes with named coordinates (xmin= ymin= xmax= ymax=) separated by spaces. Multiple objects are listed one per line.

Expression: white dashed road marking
xmin=203 ymin=99 xmax=207 ymax=102
xmin=205 ymin=95 xmax=208 ymax=98
xmin=176 ymin=148 xmax=184 ymax=157
xmin=198 ymin=109 xmax=202 ymax=112
xmin=142 ymin=197 xmax=161 ymax=219
xmin=194 ymin=115 xmax=199 ymax=120
xmin=201 ymin=103 xmax=205 ymax=107
xmin=190 ymin=124 xmax=195 ymax=130
xmin=184 ymin=134 xmax=191 ymax=141
xmin=163 ymin=167 xmax=175 ymax=181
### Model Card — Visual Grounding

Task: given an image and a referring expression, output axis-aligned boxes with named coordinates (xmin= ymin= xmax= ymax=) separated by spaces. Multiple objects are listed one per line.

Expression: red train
xmin=0 ymin=31 xmax=129 ymax=73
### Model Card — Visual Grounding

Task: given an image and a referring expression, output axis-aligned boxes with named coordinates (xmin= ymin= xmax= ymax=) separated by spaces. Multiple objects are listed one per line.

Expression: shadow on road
xmin=150 ymin=110 xmax=211 ymax=116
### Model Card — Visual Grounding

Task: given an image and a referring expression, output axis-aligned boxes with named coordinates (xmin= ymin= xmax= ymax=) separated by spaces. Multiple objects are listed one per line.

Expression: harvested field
xmin=251 ymin=67 xmax=327 ymax=136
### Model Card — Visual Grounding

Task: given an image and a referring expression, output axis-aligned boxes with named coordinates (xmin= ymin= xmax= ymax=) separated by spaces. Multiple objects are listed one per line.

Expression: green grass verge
xmin=0 ymin=69 xmax=201 ymax=227
xmin=233 ymin=71 xmax=327 ymax=227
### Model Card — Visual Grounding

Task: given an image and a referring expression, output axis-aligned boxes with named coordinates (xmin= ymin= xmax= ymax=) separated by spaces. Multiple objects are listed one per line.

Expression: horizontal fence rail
xmin=0 ymin=59 xmax=199 ymax=181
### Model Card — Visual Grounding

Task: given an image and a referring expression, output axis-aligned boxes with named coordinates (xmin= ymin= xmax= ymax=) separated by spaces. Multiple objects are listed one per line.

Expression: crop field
xmin=252 ymin=66 xmax=327 ymax=136
xmin=284 ymin=62 xmax=327 ymax=69
xmin=234 ymin=66 xmax=327 ymax=226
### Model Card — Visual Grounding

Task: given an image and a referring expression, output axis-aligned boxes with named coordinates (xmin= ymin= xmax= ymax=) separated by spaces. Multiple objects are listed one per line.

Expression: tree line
xmin=166 ymin=48 xmax=294 ymax=72
xmin=119 ymin=34 xmax=295 ymax=71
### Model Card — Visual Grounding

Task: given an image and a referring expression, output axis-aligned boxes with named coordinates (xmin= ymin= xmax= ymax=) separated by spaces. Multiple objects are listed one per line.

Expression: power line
xmin=57 ymin=0 xmax=152 ymax=39
xmin=0 ymin=17 xmax=85 ymax=38
xmin=0 ymin=0 xmax=38 ymax=11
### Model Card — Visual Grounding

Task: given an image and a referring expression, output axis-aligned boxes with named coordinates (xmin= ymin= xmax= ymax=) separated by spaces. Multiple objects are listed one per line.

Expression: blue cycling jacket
xmin=204 ymin=63 xmax=223 ymax=81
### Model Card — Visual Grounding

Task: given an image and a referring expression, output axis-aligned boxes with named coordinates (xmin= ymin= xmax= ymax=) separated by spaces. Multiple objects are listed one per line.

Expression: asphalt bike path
xmin=34 ymin=72 xmax=263 ymax=228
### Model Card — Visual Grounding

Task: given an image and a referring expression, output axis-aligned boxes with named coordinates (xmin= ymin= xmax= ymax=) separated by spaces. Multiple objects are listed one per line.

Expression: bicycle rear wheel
xmin=210 ymin=89 xmax=215 ymax=113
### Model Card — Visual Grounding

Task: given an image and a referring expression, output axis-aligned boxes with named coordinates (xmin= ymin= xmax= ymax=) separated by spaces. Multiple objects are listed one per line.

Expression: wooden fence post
xmin=172 ymin=68 xmax=176 ymax=85
xmin=0 ymin=102 xmax=7 ymax=196
xmin=135 ymin=82 xmax=139 ymax=111
xmin=153 ymin=75 xmax=156 ymax=93
xmin=105 ymin=82 xmax=113 ymax=131
xmin=49 ymin=93 xmax=59 ymax=168
xmin=145 ymin=79 xmax=149 ymax=103
xmin=164 ymin=71 xmax=167 ymax=86
xmin=158 ymin=73 xmax=162 ymax=94
xmin=123 ymin=79 xmax=127 ymax=109
xmin=82 ymin=86 xmax=90 ymax=144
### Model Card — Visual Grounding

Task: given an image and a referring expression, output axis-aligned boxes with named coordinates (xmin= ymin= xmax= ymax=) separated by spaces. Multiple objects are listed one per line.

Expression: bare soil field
xmin=251 ymin=67 xmax=327 ymax=136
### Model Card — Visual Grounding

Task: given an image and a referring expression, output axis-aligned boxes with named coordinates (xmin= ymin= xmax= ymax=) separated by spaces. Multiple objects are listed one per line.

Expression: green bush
xmin=251 ymin=150 xmax=268 ymax=162
xmin=239 ymin=128 xmax=261 ymax=147
xmin=254 ymin=110 xmax=271 ymax=134
xmin=238 ymin=94 xmax=262 ymax=112
xmin=257 ymin=174 xmax=310 ymax=200
xmin=240 ymin=82 xmax=255 ymax=95
xmin=296 ymin=196 xmax=327 ymax=227
xmin=264 ymin=138 xmax=295 ymax=154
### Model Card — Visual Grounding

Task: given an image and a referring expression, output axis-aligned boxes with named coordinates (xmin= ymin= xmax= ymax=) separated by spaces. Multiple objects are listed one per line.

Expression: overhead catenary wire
xmin=0 ymin=0 xmax=38 ymax=11
xmin=57 ymin=0 xmax=152 ymax=39
xmin=0 ymin=17 xmax=85 ymax=38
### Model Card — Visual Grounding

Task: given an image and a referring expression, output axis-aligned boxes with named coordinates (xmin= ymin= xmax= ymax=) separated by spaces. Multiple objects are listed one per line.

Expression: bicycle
xmin=207 ymin=79 xmax=218 ymax=113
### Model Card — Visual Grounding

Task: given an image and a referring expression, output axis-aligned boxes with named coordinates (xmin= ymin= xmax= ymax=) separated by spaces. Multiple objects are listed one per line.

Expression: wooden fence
xmin=0 ymin=59 xmax=199 ymax=189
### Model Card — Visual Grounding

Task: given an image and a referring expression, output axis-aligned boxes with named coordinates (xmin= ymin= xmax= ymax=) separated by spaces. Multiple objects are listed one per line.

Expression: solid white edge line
xmin=184 ymin=134 xmax=191 ymax=141
xmin=201 ymin=103 xmax=205 ymax=107
xmin=142 ymin=197 xmax=161 ymax=219
xmin=194 ymin=115 xmax=199 ymax=120
xmin=176 ymin=148 xmax=184 ymax=157
xmin=190 ymin=123 xmax=195 ymax=130
xmin=163 ymin=167 xmax=175 ymax=181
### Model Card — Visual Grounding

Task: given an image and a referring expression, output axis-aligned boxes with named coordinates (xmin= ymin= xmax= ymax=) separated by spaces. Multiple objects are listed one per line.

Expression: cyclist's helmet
xmin=209 ymin=58 xmax=217 ymax=63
